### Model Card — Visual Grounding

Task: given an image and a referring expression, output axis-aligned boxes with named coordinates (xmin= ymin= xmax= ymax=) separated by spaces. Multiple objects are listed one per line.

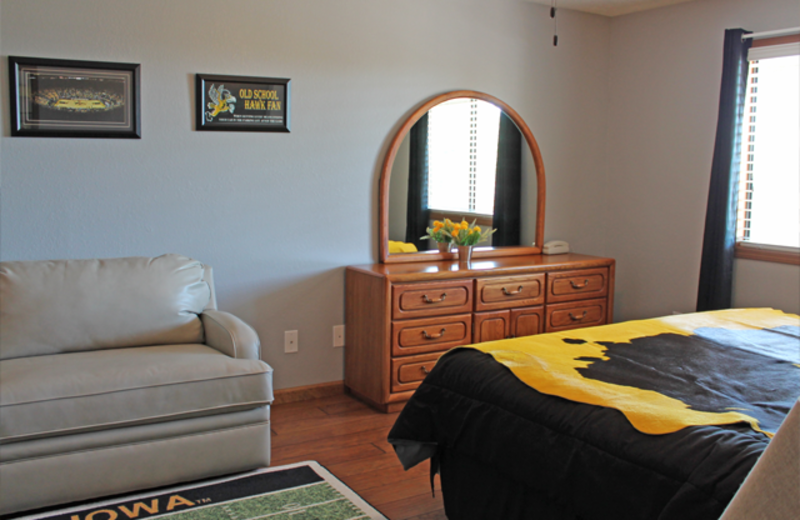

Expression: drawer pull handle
xmin=502 ymin=285 xmax=525 ymax=296
xmin=423 ymin=293 xmax=447 ymax=304
xmin=570 ymin=279 xmax=590 ymax=289
xmin=569 ymin=311 xmax=588 ymax=321
xmin=421 ymin=365 xmax=431 ymax=375
xmin=422 ymin=328 xmax=447 ymax=340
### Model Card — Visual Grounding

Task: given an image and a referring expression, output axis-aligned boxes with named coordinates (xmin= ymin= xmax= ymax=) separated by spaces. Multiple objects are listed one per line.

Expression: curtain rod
xmin=742 ymin=27 xmax=800 ymax=40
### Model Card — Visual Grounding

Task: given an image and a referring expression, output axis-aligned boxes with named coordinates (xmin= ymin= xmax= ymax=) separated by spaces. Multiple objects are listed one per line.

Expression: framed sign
xmin=8 ymin=56 xmax=141 ymax=138
xmin=196 ymin=74 xmax=290 ymax=132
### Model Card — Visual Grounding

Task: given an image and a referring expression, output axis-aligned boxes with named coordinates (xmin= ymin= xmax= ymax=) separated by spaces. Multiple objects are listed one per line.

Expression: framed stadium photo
xmin=195 ymin=74 xmax=290 ymax=132
xmin=8 ymin=56 xmax=141 ymax=138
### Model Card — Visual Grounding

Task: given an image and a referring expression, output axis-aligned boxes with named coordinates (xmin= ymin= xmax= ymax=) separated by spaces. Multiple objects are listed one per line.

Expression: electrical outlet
xmin=333 ymin=325 xmax=345 ymax=348
xmin=284 ymin=330 xmax=298 ymax=353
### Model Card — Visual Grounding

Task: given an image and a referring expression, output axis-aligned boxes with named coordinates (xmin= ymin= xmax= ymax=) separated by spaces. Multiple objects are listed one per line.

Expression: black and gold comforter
xmin=388 ymin=308 xmax=800 ymax=519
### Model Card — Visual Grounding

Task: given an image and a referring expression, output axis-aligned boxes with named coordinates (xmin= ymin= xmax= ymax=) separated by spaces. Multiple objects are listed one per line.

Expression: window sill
xmin=735 ymin=243 xmax=800 ymax=265
xmin=429 ymin=209 xmax=494 ymax=227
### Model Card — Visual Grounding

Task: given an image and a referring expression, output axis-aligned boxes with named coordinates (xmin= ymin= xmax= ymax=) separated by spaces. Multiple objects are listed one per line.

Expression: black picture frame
xmin=8 ymin=56 xmax=141 ymax=138
xmin=196 ymin=74 xmax=290 ymax=132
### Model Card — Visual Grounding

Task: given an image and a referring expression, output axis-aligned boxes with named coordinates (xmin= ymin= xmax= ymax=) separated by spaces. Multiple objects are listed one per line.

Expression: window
xmin=426 ymin=98 xmax=501 ymax=217
xmin=735 ymin=35 xmax=800 ymax=264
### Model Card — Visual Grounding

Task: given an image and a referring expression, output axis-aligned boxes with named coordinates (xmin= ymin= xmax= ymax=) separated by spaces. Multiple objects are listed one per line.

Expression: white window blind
xmin=427 ymin=98 xmax=501 ymax=216
xmin=748 ymin=42 xmax=800 ymax=61
xmin=736 ymin=46 xmax=800 ymax=249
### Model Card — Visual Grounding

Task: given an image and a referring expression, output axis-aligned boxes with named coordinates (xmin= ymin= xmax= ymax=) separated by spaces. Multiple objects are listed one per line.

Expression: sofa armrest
xmin=201 ymin=310 xmax=261 ymax=360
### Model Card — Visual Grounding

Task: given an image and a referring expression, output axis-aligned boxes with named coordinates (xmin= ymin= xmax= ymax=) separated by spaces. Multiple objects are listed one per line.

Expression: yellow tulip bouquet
xmin=422 ymin=219 xmax=456 ymax=245
xmin=423 ymin=218 xmax=496 ymax=247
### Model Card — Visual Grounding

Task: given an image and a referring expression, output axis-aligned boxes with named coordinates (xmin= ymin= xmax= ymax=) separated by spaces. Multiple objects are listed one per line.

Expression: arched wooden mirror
xmin=379 ymin=90 xmax=546 ymax=263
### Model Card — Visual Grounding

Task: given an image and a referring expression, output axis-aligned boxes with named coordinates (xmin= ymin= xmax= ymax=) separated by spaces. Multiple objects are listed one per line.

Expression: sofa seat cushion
xmin=0 ymin=344 xmax=273 ymax=444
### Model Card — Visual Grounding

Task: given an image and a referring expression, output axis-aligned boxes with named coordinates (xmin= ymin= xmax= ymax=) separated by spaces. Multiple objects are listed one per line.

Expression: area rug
xmin=14 ymin=461 xmax=387 ymax=520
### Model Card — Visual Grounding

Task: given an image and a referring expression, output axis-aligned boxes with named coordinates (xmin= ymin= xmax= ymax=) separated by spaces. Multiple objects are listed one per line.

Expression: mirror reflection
xmin=387 ymin=98 xmax=536 ymax=255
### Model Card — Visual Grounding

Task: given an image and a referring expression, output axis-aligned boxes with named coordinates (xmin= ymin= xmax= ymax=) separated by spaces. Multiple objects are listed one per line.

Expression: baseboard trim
xmin=272 ymin=381 xmax=345 ymax=405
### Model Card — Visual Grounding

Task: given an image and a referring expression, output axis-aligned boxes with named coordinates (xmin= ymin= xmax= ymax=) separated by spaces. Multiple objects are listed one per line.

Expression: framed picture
xmin=196 ymin=74 xmax=290 ymax=132
xmin=8 ymin=56 xmax=141 ymax=138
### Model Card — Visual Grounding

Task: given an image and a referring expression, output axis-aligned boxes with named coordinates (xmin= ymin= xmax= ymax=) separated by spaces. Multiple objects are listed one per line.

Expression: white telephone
xmin=542 ymin=240 xmax=570 ymax=255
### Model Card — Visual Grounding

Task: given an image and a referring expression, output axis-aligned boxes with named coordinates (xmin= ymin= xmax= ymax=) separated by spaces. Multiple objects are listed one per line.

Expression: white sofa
xmin=0 ymin=254 xmax=273 ymax=515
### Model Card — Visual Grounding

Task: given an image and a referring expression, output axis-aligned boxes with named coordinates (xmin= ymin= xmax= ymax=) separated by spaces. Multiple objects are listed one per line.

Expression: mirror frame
xmin=379 ymin=90 xmax=546 ymax=263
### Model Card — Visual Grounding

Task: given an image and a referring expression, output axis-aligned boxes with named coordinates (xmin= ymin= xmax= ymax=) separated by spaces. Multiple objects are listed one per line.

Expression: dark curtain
xmin=492 ymin=113 xmax=522 ymax=247
xmin=405 ymin=113 xmax=430 ymax=250
xmin=697 ymin=28 xmax=752 ymax=311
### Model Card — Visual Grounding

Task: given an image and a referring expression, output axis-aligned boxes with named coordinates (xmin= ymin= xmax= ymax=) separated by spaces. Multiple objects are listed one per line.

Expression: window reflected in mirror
xmin=428 ymin=98 xmax=501 ymax=216
xmin=389 ymin=98 xmax=523 ymax=253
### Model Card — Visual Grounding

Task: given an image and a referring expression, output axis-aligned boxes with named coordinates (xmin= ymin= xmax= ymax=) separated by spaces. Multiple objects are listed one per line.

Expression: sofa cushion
xmin=0 ymin=254 xmax=211 ymax=360
xmin=0 ymin=344 xmax=273 ymax=444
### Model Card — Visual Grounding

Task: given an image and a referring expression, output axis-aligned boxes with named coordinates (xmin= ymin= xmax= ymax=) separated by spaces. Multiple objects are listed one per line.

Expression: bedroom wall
xmin=606 ymin=0 xmax=800 ymax=321
xmin=0 ymin=0 xmax=611 ymax=390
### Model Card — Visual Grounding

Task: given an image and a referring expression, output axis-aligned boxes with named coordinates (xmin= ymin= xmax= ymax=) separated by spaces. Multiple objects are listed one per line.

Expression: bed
xmin=388 ymin=308 xmax=800 ymax=520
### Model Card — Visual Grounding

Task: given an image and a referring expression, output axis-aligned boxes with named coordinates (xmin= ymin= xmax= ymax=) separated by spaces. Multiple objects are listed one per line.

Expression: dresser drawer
xmin=545 ymin=298 xmax=607 ymax=332
xmin=475 ymin=274 xmax=545 ymax=311
xmin=391 ymin=352 xmax=444 ymax=393
xmin=392 ymin=280 xmax=473 ymax=319
xmin=511 ymin=306 xmax=544 ymax=338
xmin=392 ymin=314 xmax=472 ymax=356
xmin=546 ymin=268 xmax=609 ymax=303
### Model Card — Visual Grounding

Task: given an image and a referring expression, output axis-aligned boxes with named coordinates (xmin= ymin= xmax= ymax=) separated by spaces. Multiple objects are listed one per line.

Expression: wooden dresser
xmin=345 ymin=253 xmax=615 ymax=412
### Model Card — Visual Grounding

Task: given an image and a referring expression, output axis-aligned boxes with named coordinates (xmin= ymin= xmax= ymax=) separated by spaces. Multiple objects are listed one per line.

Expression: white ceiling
xmin=526 ymin=0 xmax=697 ymax=17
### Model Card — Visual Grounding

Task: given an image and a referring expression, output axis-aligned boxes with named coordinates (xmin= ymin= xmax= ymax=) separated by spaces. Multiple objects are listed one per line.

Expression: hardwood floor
xmin=270 ymin=392 xmax=446 ymax=520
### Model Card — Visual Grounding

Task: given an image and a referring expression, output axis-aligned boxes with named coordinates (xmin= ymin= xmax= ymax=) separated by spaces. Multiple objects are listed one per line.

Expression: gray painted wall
xmin=0 ymin=0 xmax=611 ymax=390
xmin=2 ymin=0 xmax=797 ymax=391
xmin=606 ymin=0 xmax=800 ymax=320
